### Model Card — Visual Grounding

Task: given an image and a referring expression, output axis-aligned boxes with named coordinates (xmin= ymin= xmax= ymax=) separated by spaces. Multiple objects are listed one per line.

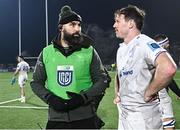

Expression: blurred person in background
xmin=154 ymin=34 xmax=180 ymax=100
xmin=12 ymin=55 xmax=30 ymax=103
xmin=154 ymin=33 xmax=180 ymax=130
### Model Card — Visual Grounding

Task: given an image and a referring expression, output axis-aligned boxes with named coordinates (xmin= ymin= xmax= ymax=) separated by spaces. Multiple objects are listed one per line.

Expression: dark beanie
xmin=58 ymin=5 xmax=82 ymax=25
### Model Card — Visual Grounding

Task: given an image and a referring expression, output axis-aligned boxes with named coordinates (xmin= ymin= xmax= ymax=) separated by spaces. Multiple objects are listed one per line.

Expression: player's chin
xmin=115 ymin=33 xmax=121 ymax=38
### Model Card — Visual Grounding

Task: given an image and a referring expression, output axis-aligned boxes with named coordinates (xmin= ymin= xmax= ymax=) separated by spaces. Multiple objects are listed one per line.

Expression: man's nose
xmin=74 ymin=25 xmax=81 ymax=32
xmin=113 ymin=23 xmax=116 ymax=28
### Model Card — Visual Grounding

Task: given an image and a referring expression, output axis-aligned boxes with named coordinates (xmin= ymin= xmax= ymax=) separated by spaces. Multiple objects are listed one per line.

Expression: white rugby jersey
xmin=116 ymin=34 xmax=166 ymax=111
xmin=17 ymin=61 xmax=30 ymax=76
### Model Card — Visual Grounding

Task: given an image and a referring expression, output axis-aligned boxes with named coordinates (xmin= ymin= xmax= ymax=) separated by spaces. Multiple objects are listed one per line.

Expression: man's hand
xmin=47 ymin=92 xmax=86 ymax=111
xmin=113 ymin=95 xmax=120 ymax=104
xmin=11 ymin=77 xmax=16 ymax=85
xmin=144 ymin=92 xmax=158 ymax=102
xmin=47 ymin=94 xmax=68 ymax=111
xmin=66 ymin=91 xmax=85 ymax=110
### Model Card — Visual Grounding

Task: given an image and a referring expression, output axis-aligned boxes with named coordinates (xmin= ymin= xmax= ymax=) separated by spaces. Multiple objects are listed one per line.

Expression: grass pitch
xmin=0 ymin=71 xmax=180 ymax=129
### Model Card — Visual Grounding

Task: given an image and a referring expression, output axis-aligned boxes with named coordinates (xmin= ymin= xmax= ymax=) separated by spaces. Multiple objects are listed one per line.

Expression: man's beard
xmin=63 ymin=30 xmax=82 ymax=46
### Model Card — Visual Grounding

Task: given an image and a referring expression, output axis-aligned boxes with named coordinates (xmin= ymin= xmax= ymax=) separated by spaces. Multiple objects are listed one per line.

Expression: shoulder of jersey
xmin=140 ymin=34 xmax=162 ymax=52
xmin=137 ymin=34 xmax=156 ymax=46
xmin=17 ymin=62 xmax=22 ymax=66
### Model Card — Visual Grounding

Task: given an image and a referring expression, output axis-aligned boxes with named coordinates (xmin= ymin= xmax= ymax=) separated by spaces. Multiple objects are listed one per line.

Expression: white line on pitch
xmin=0 ymin=98 xmax=21 ymax=105
xmin=0 ymin=105 xmax=48 ymax=109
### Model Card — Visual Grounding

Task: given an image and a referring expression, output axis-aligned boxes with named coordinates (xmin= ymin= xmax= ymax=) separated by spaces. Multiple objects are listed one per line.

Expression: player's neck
xmin=124 ymin=30 xmax=141 ymax=44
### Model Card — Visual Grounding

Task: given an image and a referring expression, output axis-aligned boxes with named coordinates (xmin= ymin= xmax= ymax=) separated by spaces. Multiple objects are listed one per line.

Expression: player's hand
xmin=113 ymin=95 xmax=120 ymax=104
xmin=11 ymin=77 xmax=16 ymax=85
xmin=144 ymin=93 xmax=158 ymax=102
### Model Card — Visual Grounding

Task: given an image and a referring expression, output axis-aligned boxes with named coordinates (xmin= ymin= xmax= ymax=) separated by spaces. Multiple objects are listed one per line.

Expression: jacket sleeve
xmin=81 ymin=49 xmax=111 ymax=103
xmin=30 ymin=52 xmax=51 ymax=104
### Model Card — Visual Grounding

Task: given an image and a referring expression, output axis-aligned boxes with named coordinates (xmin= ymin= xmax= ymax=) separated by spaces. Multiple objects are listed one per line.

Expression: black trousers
xmin=46 ymin=116 xmax=104 ymax=129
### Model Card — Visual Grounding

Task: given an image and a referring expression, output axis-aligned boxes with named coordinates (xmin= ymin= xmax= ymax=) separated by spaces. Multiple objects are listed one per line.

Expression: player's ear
xmin=129 ymin=19 xmax=135 ymax=29
xmin=58 ymin=24 xmax=63 ymax=32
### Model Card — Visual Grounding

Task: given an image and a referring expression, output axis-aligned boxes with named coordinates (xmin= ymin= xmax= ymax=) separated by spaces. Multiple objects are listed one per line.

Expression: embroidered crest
xmin=57 ymin=66 xmax=73 ymax=87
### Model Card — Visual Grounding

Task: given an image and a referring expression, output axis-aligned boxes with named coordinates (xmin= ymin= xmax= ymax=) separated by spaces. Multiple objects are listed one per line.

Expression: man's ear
xmin=129 ymin=19 xmax=135 ymax=29
xmin=58 ymin=24 xmax=63 ymax=32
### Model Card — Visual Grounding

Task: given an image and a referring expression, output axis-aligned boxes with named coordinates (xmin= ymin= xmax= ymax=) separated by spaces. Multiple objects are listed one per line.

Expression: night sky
xmin=0 ymin=0 xmax=180 ymax=64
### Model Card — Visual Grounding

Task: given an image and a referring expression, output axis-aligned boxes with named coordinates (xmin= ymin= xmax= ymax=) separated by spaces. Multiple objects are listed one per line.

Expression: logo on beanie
xmin=57 ymin=65 xmax=73 ymax=86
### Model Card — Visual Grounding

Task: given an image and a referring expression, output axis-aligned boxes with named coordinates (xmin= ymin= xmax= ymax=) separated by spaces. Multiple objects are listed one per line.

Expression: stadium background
xmin=0 ymin=0 xmax=180 ymax=70
xmin=0 ymin=0 xmax=180 ymax=129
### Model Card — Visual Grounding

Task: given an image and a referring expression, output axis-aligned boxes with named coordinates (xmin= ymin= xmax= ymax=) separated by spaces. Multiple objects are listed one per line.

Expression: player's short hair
xmin=17 ymin=55 xmax=24 ymax=60
xmin=114 ymin=5 xmax=145 ymax=31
